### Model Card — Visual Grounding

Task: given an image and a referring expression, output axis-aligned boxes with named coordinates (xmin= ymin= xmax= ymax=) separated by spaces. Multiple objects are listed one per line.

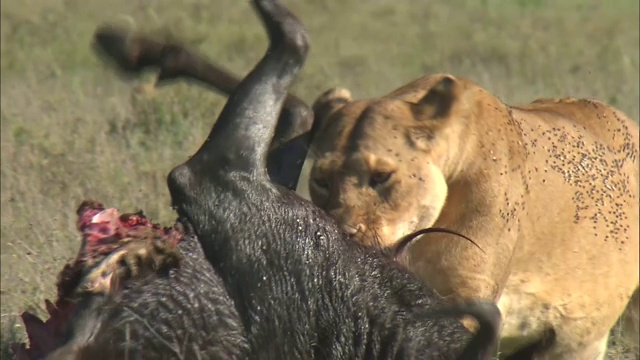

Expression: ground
xmin=1 ymin=0 xmax=638 ymax=358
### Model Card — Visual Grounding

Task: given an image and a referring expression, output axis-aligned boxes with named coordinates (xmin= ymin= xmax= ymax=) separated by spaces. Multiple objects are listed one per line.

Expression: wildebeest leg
xmin=166 ymin=0 xmax=308 ymax=197
xmin=92 ymin=26 xmax=313 ymax=190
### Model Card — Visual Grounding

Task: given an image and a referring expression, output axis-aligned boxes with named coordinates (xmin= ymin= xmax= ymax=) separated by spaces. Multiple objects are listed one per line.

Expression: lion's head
xmin=309 ymin=74 xmax=483 ymax=248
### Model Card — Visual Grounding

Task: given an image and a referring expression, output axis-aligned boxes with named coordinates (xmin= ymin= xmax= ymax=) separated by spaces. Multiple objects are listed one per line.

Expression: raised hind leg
xmin=166 ymin=0 xmax=309 ymax=201
xmin=92 ymin=23 xmax=313 ymax=191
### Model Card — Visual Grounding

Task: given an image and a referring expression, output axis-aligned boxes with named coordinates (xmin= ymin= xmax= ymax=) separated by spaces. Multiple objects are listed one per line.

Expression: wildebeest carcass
xmin=12 ymin=201 xmax=249 ymax=360
xmin=13 ymin=0 xmax=502 ymax=359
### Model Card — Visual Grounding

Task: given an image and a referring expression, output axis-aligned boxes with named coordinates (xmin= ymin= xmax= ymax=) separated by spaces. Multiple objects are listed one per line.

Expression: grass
xmin=1 ymin=0 xmax=638 ymax=358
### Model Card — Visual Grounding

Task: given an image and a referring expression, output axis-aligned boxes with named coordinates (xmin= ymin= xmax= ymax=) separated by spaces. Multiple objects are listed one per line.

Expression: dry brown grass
xmin=1 ymin=0 xmax=638 ymax=358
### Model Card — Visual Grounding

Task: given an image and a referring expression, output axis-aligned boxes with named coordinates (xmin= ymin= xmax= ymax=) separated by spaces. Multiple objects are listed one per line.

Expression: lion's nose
xmin=343 ymin=223 xmax=366 ymax=236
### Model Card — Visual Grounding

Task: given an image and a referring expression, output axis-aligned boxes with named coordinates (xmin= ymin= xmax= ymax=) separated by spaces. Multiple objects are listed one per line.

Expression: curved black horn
xmin=393 ymin=227 xmax=485 ymax=264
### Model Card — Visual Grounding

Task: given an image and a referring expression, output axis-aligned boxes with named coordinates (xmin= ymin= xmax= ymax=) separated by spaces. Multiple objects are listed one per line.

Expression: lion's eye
xmin=369 ymin=171 xmax=393 ymax=188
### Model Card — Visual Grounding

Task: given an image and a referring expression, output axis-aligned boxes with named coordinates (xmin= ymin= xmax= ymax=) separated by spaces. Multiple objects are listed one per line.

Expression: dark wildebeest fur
xmin=160 ymin=0 xmax=499 ymax=358
xmin=39 ymin=232 xmax=248 ymax=360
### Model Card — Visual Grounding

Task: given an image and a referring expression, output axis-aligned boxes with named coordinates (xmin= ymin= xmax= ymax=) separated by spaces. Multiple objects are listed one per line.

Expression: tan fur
xmin=309 ymin=74 xmax=640 ymax=359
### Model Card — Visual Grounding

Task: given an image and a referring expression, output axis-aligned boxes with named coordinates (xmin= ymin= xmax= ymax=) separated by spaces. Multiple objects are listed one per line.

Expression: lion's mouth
xmin=12 ymin=200 xmax=186 ymax=360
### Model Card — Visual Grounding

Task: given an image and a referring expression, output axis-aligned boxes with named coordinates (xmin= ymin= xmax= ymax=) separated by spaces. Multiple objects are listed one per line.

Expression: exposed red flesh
xmin=11 ymin=200 xmax=184 ymax=360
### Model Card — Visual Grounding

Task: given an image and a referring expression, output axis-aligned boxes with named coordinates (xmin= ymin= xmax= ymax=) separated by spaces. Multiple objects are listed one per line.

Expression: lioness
xmin=308 ymin=74 xmax=640 ymax=359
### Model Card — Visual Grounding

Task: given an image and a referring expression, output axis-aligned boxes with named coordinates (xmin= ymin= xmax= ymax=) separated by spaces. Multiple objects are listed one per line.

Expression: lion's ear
xmin=413 ymin=75 xmax=458 ymax=120
xmin=312 ymin=87 xmax=352 ymax=131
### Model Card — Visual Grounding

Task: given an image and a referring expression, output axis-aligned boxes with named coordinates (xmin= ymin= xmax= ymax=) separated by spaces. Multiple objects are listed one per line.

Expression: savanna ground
xmin=1 ymin=0 xmax=638 ymax=358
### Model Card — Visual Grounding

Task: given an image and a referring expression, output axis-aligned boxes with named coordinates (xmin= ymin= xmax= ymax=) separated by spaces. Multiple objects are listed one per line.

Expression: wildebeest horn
xmin=393 ymin=227 xmax=485 ymax=265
